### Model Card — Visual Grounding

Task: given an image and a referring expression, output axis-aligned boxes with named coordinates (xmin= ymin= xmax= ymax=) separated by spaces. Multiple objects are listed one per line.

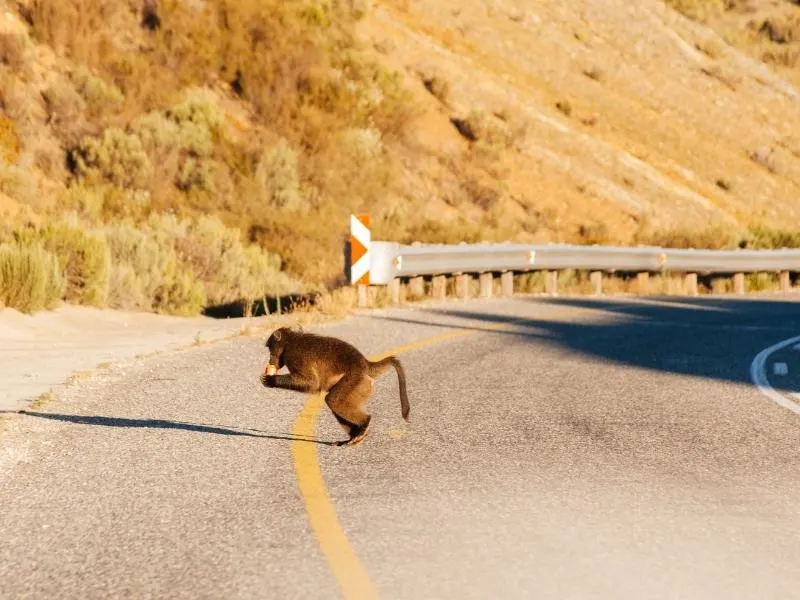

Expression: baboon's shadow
xmin=14 ymin=410 xmax=337 ymax=446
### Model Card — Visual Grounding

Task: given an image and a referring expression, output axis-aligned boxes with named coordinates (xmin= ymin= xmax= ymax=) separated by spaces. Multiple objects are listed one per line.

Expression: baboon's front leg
xmin=261 ymin=371 xmax=318 ymax=393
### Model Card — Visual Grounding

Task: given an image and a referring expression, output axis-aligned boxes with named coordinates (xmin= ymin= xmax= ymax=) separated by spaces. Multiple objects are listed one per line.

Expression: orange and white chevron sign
xmin=349 ymin=213 xmax=371 ymax=285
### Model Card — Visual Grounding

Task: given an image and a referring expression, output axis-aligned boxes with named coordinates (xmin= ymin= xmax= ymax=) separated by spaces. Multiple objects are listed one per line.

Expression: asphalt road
xmin=1 ymin=295 xmax=799 ymax=599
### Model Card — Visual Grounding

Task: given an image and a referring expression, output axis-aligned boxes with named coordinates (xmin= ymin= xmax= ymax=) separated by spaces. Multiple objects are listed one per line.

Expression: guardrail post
xmin=501 ymin=271 xmax=514 ymax=297
xmin=456 ymin=274 xmax=470 ymax=300
xmin=780 ymin=271 xmax=791 ymax=292
xmin=590 ymin=271 xmax=603 ymax=296
xmin=409 ymin=276 xmax=424 ymax=298
xmin=545 ymin=270 xmax=558 ymax=296
xmin=390 ymin=278 xmax=401 ymax=304
xmin=733 ymin=272 xmax=745 ymax=295
xmin=480 ymin=272 xmax=493 ymax=299
xmin=432 ymin=275 xmax=447 ymax=301
xmin=684 ymin=273 xmax=698 ymax=297
xmin=357 ymin=284 xmax=369 ymax=307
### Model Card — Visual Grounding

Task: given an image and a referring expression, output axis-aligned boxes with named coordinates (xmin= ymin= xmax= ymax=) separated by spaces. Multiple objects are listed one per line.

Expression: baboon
xmin=261 ymin=327 xmax=410 ymax=446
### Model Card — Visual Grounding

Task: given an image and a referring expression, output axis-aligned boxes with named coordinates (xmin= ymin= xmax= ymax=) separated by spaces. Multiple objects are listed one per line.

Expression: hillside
xmin=356 ymin=0 xmax=800 ymax=242
xmin=1 ymin=0 xmax=799 ymax=316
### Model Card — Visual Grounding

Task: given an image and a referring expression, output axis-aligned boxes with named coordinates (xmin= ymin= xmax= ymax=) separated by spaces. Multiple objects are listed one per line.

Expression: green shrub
xmin=16 ymin=220 xmax=110 ymax=306
xmin=73 ymin=128 xmax=153 ymax=189
xmin=255 ymin=139 xmax=303 ymax=210
xmin=130 ymin=94 xmax=224 ymax=193
xmin=167 ymin=89 xmax=224 ymax=137
xmin=145 ymin=213 xmax=301 ymax=307
xmin=104 ymin=222 xmax=206 ymax=315
xmin=70 ymin=66 xmax=124 ymax=115
xmin=0 ymin=242 xmax=65 ymax=313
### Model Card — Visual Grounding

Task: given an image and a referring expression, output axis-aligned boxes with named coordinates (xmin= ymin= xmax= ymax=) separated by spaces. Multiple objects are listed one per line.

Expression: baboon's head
xmin=265 ymin=327 xmax=290 ymax=367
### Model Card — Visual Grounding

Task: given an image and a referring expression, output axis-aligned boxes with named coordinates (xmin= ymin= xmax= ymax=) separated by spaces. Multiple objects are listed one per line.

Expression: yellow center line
xmin=290 ymin=309 xmax=583 ymax=599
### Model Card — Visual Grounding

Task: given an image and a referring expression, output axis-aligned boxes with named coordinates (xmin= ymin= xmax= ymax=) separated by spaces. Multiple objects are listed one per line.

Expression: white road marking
xmin=750 ymin=335 xmax=800 ymax=416
xmin=773 ymin=362 xmax=789 ymax=376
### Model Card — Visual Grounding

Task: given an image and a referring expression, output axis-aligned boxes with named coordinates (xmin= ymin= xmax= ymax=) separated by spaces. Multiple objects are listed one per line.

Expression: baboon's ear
xmin=274 ymin=330 xmax=282 ymax=341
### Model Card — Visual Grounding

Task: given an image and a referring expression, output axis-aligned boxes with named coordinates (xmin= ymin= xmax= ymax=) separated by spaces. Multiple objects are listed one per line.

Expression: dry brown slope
xmin=359 ymin=0 xmax=800 ymax=243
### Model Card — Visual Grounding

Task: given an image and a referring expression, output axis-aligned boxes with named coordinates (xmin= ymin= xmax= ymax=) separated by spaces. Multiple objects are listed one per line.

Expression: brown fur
xmin=261 ymin=327 xmax=410 ymax=446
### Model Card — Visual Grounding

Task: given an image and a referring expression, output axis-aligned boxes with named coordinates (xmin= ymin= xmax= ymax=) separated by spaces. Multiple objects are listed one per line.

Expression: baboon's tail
xmin=367 ymin=356 xmax=410 ymax=421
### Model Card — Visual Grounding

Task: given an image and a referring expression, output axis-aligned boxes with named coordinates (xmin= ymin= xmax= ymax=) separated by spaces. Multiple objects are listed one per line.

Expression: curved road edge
xmin=750 ymin=334 xmax=800 ymax=416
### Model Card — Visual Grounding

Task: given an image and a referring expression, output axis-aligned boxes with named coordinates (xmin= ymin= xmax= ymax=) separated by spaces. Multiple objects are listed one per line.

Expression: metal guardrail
xmin=367 ymin=241 xmax=800 ymax=284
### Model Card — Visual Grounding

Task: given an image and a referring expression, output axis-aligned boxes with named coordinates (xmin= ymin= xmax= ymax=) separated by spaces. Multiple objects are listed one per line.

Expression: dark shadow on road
xmin=365 ymin=295 xmax=800 ymax=393
xmin=202 ymin=292 xmax=320 ymax=319
xmin=14 ymin=410 xmax=338 ymax=446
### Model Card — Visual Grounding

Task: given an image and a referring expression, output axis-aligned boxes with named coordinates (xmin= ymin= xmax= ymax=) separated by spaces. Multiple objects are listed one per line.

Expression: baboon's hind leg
xmin=324 ymin=373 xmax=374 ymax=447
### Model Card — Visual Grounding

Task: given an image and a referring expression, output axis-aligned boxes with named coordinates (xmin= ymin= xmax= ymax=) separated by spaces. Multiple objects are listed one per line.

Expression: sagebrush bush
xmin=71 ymin=66 xmax=124 ymax=116
xmin=255 ymin=139 xmax=303 ymax=210
xmin=73 ymin=128 xmax=153 ymax=189
xmin=104 ymin=222 xmax=206 ymax=315
xmin=15 ymin=220 xmax=110 ymax=306
xmin=0 ymin=242 xmax=65 ymax=313
xmin=145 ymin=213 xmax=302 ymax=306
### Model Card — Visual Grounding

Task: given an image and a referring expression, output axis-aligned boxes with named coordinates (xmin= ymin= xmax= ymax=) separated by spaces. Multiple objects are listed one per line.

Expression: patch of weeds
xmin=29 ymin=392 xmax=54 ymax=410
xmin=65 ymin=370 xmax=95 ymax=386
xmin=516 ymin=271 xmax=546 ymax=294
xmin=633 ymin=221 xmax=741 ymax=250
xmin=746 ymin=272 xmax=777 ymax=292
xmin=744 ymin=225 xmax=800 ymax=249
